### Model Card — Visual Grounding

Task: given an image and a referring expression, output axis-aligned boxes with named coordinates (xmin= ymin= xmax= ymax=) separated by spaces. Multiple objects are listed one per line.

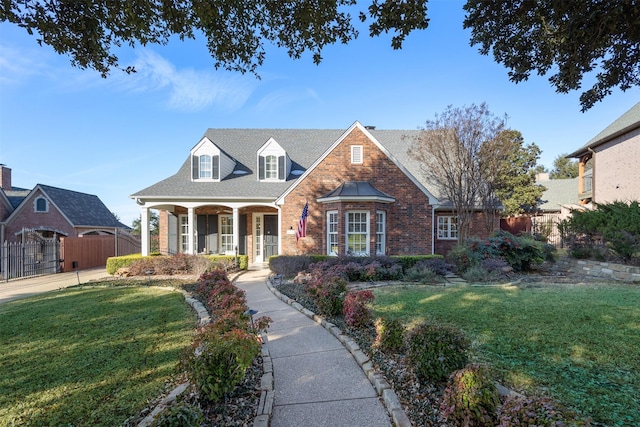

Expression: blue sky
xmin=1 ymin=0 xmax=638 ymax=227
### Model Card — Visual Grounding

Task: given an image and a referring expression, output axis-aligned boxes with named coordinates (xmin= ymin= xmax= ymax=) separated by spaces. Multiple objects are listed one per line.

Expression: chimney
xmin=0 ymin=165 xmax=11 ymax=191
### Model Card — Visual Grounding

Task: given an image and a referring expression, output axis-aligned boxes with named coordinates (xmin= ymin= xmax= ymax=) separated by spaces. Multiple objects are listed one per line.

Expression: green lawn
xmin=0 ymin=283 xmax=196 ymax=427
xmin=373 ymin=283 xmax=640 ymax=426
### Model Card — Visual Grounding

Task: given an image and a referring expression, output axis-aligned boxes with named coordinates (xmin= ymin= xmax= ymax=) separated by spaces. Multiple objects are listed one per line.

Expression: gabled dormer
xmin=191 ymin=137 xmax=236 ymax=182
xmin=257 ymin=138 xmax=291 ymax=182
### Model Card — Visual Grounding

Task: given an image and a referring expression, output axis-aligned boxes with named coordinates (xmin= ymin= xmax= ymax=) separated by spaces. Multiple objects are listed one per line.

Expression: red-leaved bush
xmin=342 ymin=290 xmax=375 ymax=327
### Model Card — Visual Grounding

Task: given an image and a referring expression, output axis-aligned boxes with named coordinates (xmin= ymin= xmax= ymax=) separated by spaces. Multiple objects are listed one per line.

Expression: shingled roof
xmin=568 ymin=102 xmax=640 ymax=158
xmin=131 ymin=127 xmax=428 ymax=201
xmin=37 ymin=184 xmax=126 ymax=228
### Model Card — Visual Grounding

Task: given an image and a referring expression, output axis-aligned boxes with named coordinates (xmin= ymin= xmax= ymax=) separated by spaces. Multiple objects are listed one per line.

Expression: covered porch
xmin=138 ymin=201 xmax=280 ymax=265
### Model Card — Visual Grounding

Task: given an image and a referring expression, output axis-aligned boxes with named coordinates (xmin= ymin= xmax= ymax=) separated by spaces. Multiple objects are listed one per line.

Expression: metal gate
xmin=1 ymin=234 xmax=60 ymax=281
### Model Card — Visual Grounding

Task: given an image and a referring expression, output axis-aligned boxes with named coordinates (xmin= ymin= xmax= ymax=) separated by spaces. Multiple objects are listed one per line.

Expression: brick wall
xmin=594 ymin=127 xmax=640 ymax=203
xmin=4 ymin=189 xmax=75 ymax=241
xmin=281 ymin=126 xmax=433 ymax=256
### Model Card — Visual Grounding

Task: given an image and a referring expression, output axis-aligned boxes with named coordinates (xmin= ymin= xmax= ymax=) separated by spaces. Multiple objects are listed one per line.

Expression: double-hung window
xmin=220 ymin=215 xmax=234 ymax=253
xmin=375 ymin=211 xmax=386 ymax=255
xmin=438 ymin=216 xmax=458 ymax=239
xmin=346 ymin=211 xmax=369 ymax=256
xmin=327 ymin=211 xmax=339 ymax=256
xmin=265 ymin=155 xmax=278 ymax=179
xmin=179 ymin=215 xmax=190 ymax=253
xmin=199 ymin=155 xmax=212 ymax=179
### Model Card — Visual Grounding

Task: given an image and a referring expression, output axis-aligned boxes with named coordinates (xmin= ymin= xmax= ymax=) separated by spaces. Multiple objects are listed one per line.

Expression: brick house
xmin=131 ymin=122 xmax=498 ymax=263
xmin=568 ymin=102 xmax=640 ymax=205
xmin=0 ymin=165 xmax=127 ymax=243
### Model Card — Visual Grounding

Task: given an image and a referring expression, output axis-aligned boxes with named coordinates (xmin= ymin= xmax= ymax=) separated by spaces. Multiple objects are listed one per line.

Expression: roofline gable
xmin=2 ymin=185 xmax=75 ymax=228
xmin=276 ymin=121 xmax=439 ymax=205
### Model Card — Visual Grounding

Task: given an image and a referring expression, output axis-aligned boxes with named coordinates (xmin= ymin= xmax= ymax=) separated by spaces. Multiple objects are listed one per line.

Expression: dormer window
xmin=199 ymin=155 xmax=212 ymax=179
xmin=257 ymin=137 xmax=291 ymax=182
xmin=191 ymin=137 xmax=233 ymax=182
xmin=265 ymin=155 xmax=278 ymax=179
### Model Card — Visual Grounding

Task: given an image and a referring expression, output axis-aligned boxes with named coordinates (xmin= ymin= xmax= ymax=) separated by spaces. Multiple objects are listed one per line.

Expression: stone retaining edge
xmin=265 ymin=276 xmax=412 ymax=427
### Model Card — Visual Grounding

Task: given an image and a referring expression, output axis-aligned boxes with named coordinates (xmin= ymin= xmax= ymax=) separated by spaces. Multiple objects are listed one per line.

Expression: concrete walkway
xmin=0 ymin=267 xmax=111 ymax=304
xmin=234 ymin=269 xmax=393 ymax=427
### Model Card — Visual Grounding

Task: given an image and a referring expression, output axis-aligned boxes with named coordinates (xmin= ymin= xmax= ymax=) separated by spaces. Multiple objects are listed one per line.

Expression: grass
xmin=373 ymin=282 xmax=640 ymax=426
xmin=0 ymin=281 xmax=197 ymax=427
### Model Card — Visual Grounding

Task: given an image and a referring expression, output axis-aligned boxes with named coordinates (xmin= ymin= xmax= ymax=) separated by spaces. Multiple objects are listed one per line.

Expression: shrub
xmin=498 ymin=395 xmax=592 ymax=426
xmin=151 ymin=402 xmax=203 ymax=427
xmin=374 ymin=317 xmax=405 ymax=353
xmin=392 ymin=255 xmax=445 ymax=273
xmin=404 ymin=264 xmax=440 ymax=284
xmin=462 ymin=266 xmax=494 ymax=283
xmin=343 ymin=290 xmax=375 ymax=328
xmin=306 ymin=274 xmax=347 ymax=316
xmin=405 ymin=322 xmax=469 ymax=382
xmin=269 ymin=255 xmax=322 ymax=278
xmin=106 ymin=253 xmax=144 ymax=274
xmin=441 ymin=364 xmax=500 ymax=426
xmin=182 ymin=325 xmax=260 ymax=402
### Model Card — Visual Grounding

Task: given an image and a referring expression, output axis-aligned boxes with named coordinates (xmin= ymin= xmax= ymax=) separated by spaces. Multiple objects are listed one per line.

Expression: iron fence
xmin=1 ymin=237 xmax=60 ymax=281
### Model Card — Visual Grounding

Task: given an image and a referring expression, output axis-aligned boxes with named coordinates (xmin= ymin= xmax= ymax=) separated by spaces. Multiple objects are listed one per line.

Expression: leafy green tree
xmin=0 ymin=0 xmax=428 ymax=77
xmin=549 ymin=154 xmax=579 ymax=179
xmin=131 ymin=210 xmax=159 ymax=236
xmin=479 ymin=130 xmax=545 ymax=216
xmin=463 ymin=1 xmax=640 ymax=111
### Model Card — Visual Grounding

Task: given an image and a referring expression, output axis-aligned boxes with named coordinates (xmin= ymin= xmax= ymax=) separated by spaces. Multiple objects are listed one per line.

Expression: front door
xmin=263 ymin=215 xmax=278 ymax=259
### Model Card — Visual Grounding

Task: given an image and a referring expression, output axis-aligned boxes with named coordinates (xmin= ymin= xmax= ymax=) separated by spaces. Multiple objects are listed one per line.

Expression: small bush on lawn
xmin=182 ymin=324 xmax=260 ymax=402
xmin=343 ymin=290 xmax=375 ymax=328
xmin=404 ymin=264 xmax=440 ymax=283
xmin=151 ymin=402 xmax=203 ymax=427
xmin=462 ymin=266 xmax=494 ymax=283
xmin=374 ymin=317 xmax=405 ymax=353
xmin=441 ymin=364 xmax=500 ymax=426
xmin=406 ymin=322 xmax=469 ymax=382
xmin=498 ymin=395 xmax=592 ymax=426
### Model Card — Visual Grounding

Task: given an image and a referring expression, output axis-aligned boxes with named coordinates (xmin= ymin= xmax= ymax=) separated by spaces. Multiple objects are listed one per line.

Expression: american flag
xmin=295 ymin=202 xmax=309 ymax=241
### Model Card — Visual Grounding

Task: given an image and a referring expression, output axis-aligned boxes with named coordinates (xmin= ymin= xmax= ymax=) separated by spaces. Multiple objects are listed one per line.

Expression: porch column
xmin=187 ymin=207 xmax=195 ymax=255
xmin=232 ymin=207 xmax=239 ymax=255
xmin=141 ymin=207 xmax=150 ymax=256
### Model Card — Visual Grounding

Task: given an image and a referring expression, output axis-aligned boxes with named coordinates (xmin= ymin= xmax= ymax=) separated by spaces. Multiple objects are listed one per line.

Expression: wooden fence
xmin=500 ymin=214 xmax=563 ymax=247
xmin=60 ymin=232 xmax=140 ymax=271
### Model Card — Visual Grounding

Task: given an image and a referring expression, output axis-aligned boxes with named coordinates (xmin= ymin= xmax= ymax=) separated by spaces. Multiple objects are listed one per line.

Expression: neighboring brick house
xmin=131 ymin=122 xmax=499 ymax=263
xmin=0 ymin=165 xmax=127 ymax=243
xmin=568 ymin=102 xmax=640 ymax=205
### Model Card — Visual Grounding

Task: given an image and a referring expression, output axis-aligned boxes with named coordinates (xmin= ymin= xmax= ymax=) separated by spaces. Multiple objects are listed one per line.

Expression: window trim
xmin=34 ymin=197 xmax=48 ymax=213
xmin=219 ymin=215 xmax=234 ymax=254
xmin=199 ymin=154 xmax=212 ymax=179
xmin=327 ymin=210 xmax=339 ymax=256
xmin=375 ymin=210 xmax=386 ymax=255
xmin=346 ymin=210 xmax=369 ymax=256
xmin=437 ymin=215 xmax=458 ymax=240
xmin=351 ymin=145 xmax=363 ymax=164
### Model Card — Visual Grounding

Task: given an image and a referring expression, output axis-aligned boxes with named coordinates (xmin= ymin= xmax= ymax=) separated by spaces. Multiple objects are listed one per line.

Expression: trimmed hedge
xmin=106 ymin=254 xmax=249 ymax=275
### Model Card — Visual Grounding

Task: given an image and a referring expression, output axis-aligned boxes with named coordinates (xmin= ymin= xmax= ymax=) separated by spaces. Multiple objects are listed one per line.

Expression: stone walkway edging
xmin=139 ymin=277 xmax=273 ymax=427
xmin=265 ymin=277 xmax=412 ymax=427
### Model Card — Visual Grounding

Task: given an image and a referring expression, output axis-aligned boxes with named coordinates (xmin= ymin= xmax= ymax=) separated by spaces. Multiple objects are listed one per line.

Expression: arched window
xmin=35 ymin=197 xmax=48 ymax=212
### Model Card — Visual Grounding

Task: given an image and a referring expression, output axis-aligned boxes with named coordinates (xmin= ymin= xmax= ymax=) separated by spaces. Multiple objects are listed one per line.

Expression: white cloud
xmin=125 ymin=50 xmax=258 ymax=112
xmin=255 ymin=87 xmax=321 ymax=112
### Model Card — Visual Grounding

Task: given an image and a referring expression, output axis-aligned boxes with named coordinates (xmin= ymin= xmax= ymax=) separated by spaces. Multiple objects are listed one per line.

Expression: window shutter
xmin=212 ymin=155 xmax=220 ymax=180
xmin=259 ymin=156 xmax=265 ymax=180
xmin=192 ymin=155 xmax=199 ymax=180
xmin=278 ymin=155 xmax=285 ymax=180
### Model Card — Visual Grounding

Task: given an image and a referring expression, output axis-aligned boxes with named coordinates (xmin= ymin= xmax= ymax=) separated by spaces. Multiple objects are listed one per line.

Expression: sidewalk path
xmin=0 ymin=268 xmax=111 ymax=304
xmin=234 ymin=269 xmax=392 ymax=427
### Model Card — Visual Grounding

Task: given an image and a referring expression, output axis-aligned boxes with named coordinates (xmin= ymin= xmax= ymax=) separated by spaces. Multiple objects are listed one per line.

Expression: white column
xmin=141 ymin=207 xmax=150 ymax=256
xmin=187 ymin=207 xmax=195 ymax=255
xmin=232 ymin=207 xmax=239 ymax=255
